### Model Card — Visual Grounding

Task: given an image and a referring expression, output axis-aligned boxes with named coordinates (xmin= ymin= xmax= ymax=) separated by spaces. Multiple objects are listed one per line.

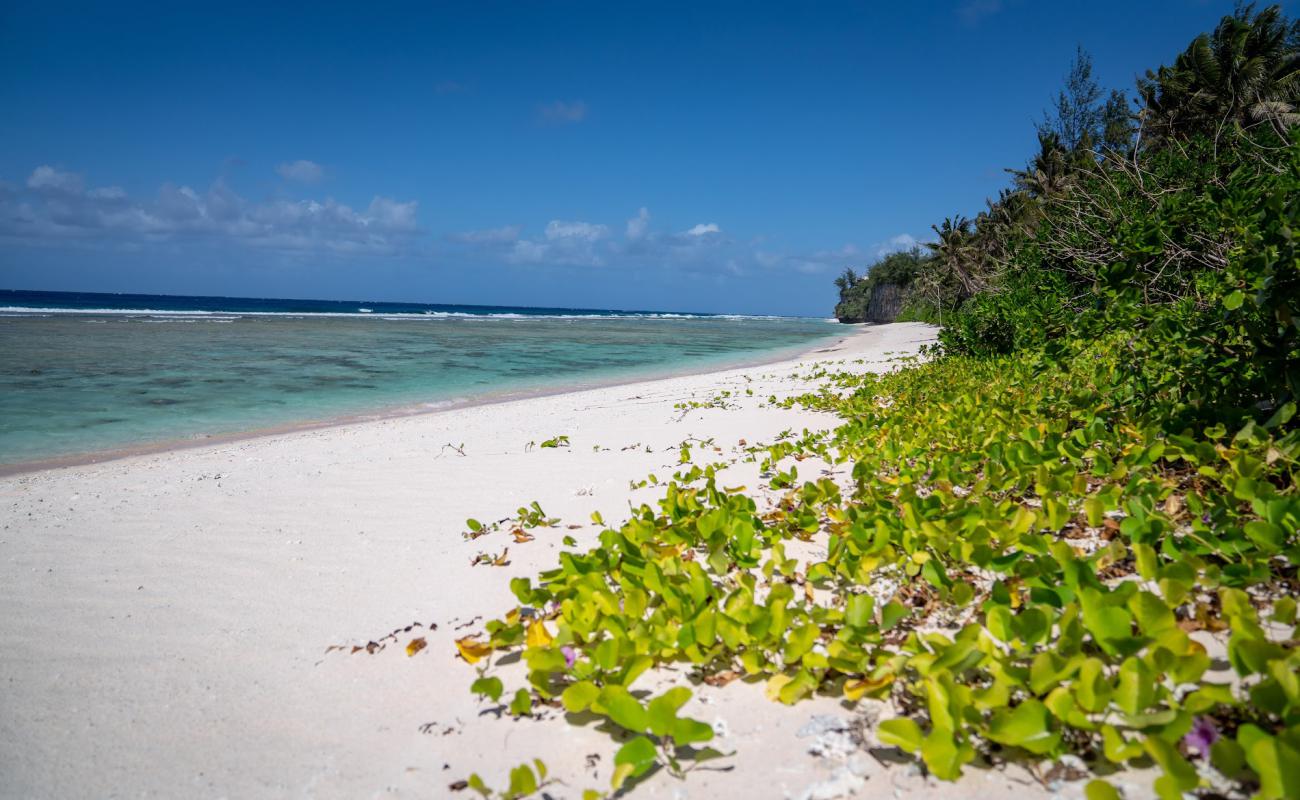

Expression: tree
xmin=834 ymin=267 xmax=860 ymax=300
xmin=1009 ymin=132 xmax=1074 ymax=198
xmin=925 ymin=216 xmax=981 ymax=301
xmin=1038 ymin=46 xmax=1105 ymax=153
xmin=1138 ymin=4 xmax=1300 ymax=142
xmin=1100 ymin=89 xmax=1136 ymax=154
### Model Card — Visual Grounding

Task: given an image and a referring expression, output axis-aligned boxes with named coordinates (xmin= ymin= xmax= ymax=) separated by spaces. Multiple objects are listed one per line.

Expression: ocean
xmin=0 ymin=289 xmax=842 ymax=467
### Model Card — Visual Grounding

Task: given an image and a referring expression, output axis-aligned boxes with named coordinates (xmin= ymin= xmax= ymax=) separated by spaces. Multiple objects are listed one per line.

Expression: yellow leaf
xmin=649 ymin=543 xmax=681 ymax=559
xmin=405 ymin=637 xmax=427 ymax=657
xmin=526 ymin=620 xmax=554 ymax=648
xmin=765 ymin=674 xmax=793 ymax=702
xmin=455 ymin=636 xmax=493 ymax=664
xmin=844 ymin=673 xmax=894 ymax=701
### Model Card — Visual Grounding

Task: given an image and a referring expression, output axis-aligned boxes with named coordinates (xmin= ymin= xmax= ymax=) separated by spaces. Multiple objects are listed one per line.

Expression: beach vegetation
xmin=456 ymin=6 xmax=1300 ymax=797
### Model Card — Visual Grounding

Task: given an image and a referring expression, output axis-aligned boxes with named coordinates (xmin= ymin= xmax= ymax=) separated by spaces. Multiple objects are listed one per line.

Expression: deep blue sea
xmin=0 ymin=289 xmax=841 ymax=466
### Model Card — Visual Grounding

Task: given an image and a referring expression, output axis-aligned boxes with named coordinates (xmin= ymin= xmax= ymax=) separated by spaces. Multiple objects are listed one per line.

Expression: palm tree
xmin=1138 ymin=4 xmax=1300 ymax=141
xmin=925 ymin=216 xmax=981 ymax=302
xmin=1008 ymin=132 xmax=1075 ymax=199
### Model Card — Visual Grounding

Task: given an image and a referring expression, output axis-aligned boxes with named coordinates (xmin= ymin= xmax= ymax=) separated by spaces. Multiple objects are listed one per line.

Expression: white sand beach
xmin=0 ymin=322 xmax=1130 ymax=799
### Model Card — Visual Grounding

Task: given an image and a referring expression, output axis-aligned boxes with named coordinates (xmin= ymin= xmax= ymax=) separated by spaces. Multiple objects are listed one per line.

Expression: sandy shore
xmin=0 ymin=322 xmax=1129 ymax=799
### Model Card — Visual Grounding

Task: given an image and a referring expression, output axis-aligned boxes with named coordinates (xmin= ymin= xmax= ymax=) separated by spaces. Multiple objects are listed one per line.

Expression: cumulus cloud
xmin=873 ymin=233 xmax=919 ymax=257
xmin=684 ymin=222 xmax=721 ymax=237
xmin=626 ymin=207 xmax=650 ymax=240
xmin=276 ymin=159 xmax=324 ymax=184
xmin=538 ymin=100 xmax=588 ymax=125
xmin=471 ymin=209 xmax=739 ymax=271
xmin=498 ymin=219 xmax=610 ymax=266
xmin=1 ymin=165 xmax=421 ymax=254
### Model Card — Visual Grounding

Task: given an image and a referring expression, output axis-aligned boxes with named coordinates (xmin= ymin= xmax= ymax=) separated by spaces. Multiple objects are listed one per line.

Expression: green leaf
xmin=1244 ymin=520 xmax=1285 ymax=552
xmin=1144 ymin=736 xmax=1198 ymax=796
xmin=1084 ymin=779 xmax=1121 ymax=800
xmin=611 ymin=736 xmax=658 ymax=789
xmin=507 ymin=763 xmax=538 ymax=797
xmin=1241 ymin=725 xmax=1300 ymax=800
xmin=1013 ymin=606 xmax=1050 ymax=645
xmin=671 ymin=716 xmax=715 ymax=745
xmin=646 ymin=687 xmax=692 ymax=737
xmin=599 ymin=685 xmax=648 ymax=733
xmin=877 ymin=717 xmax=924 ymax=753
xmin=1100 ymin=725 xmax=1144 ymax=763
xmin=1115 ymin=657 xmax=1155 ymax=716
xmin=986 ymin=699 xmax=1060 ymax=755
xmin=1075 ymin=657 xmax=1112 ymax=713
xmin=471 ymin=676 xmax=504 ymax=703
xmin=921 ymin=729 xmax=972 ymax=780
xmin=782 ymin=623 xmax=819 ymax=664
xmin=985 ymin=605 xmax=1013 ymax=642
xmin=845 ymin=594 xmax=874 ymax=629
xmin=509 ymin=688 xmax=533 ymax=717
xmin=1223 ymin=289 xmax=1245 ymax=310
xmin=880 ymin=600 xmax=909 ymax=630
xmin=1080 ymin=589 xmax=1134 ymax=654
xmin=1210 ymin=737 xmax=1246 ymax=778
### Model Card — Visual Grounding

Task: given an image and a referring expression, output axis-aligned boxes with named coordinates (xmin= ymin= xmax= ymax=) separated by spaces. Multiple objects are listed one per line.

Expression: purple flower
xmin=1183 ymin=716 xmax=1219 ymax=758
xmin=1201 ymin=513 xmax=1212 ymax=525
xmin=561 ymin=646 xmax=576 ymax=669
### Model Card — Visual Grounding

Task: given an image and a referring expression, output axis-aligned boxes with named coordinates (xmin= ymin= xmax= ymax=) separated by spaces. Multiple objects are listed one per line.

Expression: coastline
xmin=0 ymin=321 xmax=1090 ymax=800
xmin=0 ymin=325 xmax=845 ymax=479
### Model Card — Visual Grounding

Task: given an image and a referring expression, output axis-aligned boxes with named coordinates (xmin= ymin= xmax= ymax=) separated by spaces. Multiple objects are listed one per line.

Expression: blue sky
xmin=0 ymin=0 xmax=1287 ymax=315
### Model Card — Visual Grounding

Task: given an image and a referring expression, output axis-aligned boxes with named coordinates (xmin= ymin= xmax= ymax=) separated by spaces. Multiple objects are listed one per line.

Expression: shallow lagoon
xmin=0 ymin=305 xmax=839 ymax=465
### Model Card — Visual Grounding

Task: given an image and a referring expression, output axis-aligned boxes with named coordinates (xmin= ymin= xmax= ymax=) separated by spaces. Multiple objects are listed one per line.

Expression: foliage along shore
xmin=449 ymin=6 xmax=1300 ymax=799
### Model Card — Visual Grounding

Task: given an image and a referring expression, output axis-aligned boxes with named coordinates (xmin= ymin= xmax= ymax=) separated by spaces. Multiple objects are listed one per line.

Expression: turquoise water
xmin=0 ymin=298 xmax=840 ymax=465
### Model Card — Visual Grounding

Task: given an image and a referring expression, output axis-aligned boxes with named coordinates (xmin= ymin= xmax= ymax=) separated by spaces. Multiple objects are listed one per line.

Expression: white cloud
xmin=276 ymin=159 xmax=325 ymax=184
xmin=684 ymin=222 xmax=721 ymax=237
xmin=364 ymin=196 xmax=419 ymax=231
xmin=509 ymin=239 xmax=549 ymax=263
xmin=873 ymin=233 xmax=918 ymax=257
xmin=545 ymin=220 xmax=608 ymax=241
xmin=2 ymin=165 xmax=421 ymax=255
xmin=626 ymin=207 xmax=650 ymax=240
xmin=27 ymin=166 xmax=84 ymax=194
xmin=538 ymin=100 xmax=588 ymax=124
